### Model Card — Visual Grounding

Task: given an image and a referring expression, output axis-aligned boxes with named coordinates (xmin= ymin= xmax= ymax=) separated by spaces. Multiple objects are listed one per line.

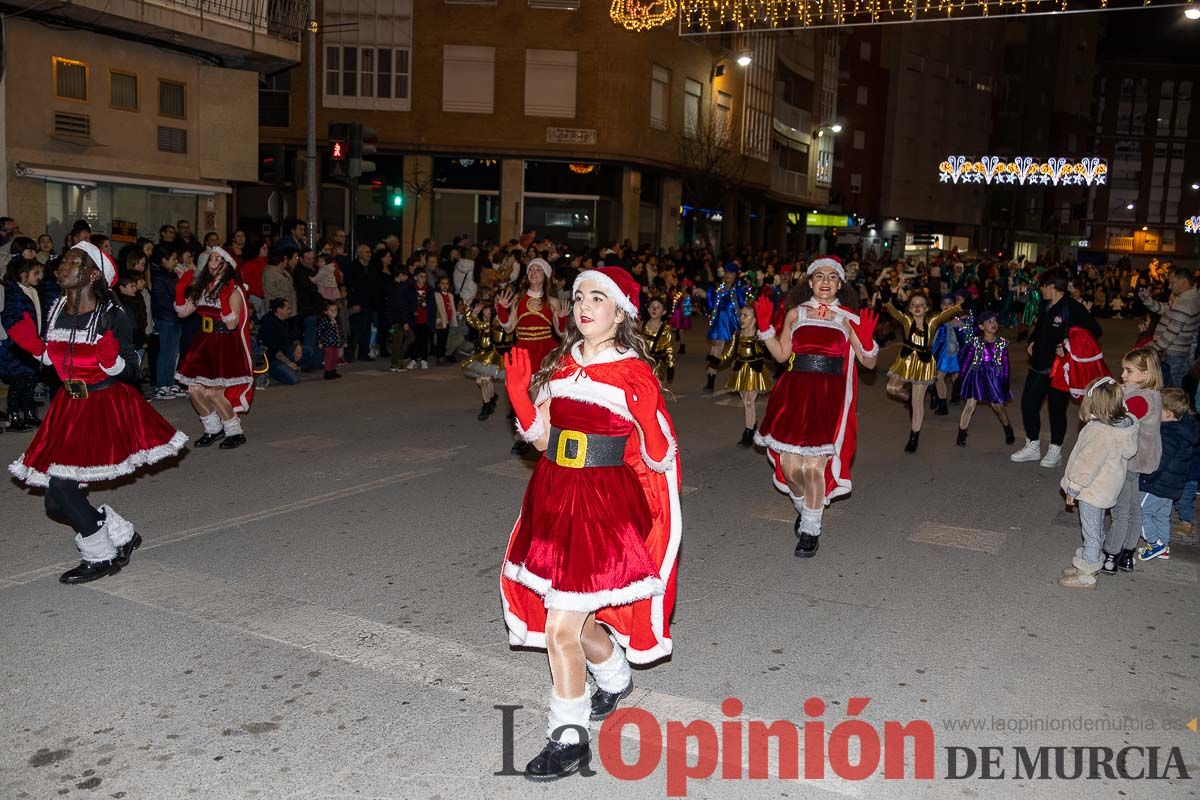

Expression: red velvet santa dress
xmin=497 ymin=258 xmax=564 ymax=371
xmin=10 ymin=256 xmax=187 ymax=488
xmin=500 ymin=343 xmax=683 ymax=665
xmin=754 ymin=298 xmax=877 ymax=507
xmin=174 ymin=254 xmax=255 ymax=414
xmin=1051 ymin=327 xmax=1111 ymax=399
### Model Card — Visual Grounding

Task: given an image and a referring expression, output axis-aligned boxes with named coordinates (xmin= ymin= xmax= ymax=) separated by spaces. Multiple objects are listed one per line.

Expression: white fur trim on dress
xmin=76 ymin=529 xmax=117 ymax=561
xmin=1065 ymin=341 xmax=1106 ymax=363
xmin=100 ymin=505 xmax=135 ymax=547
xmin=756 ymin=326 xmax=776 ymax=341
xmin=504 ymin=560 xmax=665 ymax=612
xmin=636 ymin=410 xmax=677 ymax=474
xmin=8 ymin=430 xmax=188 ymax=488
xmin=573 ymin=270 xmax=638 ymax=319
xmin=752 ymin=432 xmax=835 ymax=457
xmin=514 ymin=413 xmax=546 ymax=443
xmin=586 ymin=639 xmax=632 ymax=694
xmin=175 ymin=373 xmax=254 ymax=387
xmin=99 ymin=355 xmax=126 ymax=376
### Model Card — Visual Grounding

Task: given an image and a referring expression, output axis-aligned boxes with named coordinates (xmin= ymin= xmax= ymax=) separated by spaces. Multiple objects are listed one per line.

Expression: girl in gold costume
xmin=462 ymin=298 xmax=507 ymax=421
xmin=642 ymin=295 xmax=677 ymax=386
xmin=722 ymin=304 xmax=774 ymax=447
xmin=884 ymin=290 xmax=962 ymax=453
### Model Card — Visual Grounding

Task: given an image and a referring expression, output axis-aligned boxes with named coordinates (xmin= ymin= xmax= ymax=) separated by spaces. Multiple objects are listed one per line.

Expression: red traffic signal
xmin=331 ymin=141 xmax=346 ymax=160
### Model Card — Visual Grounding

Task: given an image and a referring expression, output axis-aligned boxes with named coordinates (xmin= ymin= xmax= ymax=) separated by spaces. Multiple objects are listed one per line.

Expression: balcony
xmin=6 ymin=0 xmax=302 ymax=69
xmin=771 ymin=166 xmax=810 ymax=199
xmin=773 ymin=97 xmax=813 ymax=146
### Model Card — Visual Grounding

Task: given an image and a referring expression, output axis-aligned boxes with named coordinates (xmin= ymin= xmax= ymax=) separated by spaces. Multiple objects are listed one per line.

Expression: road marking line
xmin=0 ymin=469 xmax=441 ymax=589
xmin=86 ymin=561 xmax=862 ymax=797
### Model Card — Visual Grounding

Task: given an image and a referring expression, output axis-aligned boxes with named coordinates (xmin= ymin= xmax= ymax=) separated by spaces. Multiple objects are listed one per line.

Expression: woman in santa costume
xmin=7 ymin=242 xmax=187 ymax=584
xmin=496 ymin=257 xmax=565 ymax=454
xmin=174 ymin=247 xmax=254 ymax=449
xmin=500 ymin=266 xmax=681 ymax=781
xmin=752 ymin=256 xmax=878 ymax=559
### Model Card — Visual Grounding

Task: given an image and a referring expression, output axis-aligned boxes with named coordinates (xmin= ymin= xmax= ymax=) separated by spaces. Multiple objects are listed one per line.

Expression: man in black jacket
xmin=385 ymin=268 xmax=417 ymax=372
xmin=1011 ymin=268 xmax=1103 ymax=468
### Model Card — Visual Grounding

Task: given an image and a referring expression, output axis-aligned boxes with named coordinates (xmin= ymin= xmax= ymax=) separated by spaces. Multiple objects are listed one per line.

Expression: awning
xmin=14 ymin=163 xmax=232 ymax=195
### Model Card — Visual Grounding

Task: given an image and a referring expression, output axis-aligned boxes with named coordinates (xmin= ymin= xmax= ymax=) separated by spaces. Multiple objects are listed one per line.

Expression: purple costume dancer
xmin=956 ymin=311 xmax=1016 ymax=447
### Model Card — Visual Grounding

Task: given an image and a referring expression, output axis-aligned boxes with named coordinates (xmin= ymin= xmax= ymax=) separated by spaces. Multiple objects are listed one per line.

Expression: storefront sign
xmin=546 ymin=127 xmax=597 ymax=145
xmin=805 ymin=213 xmax=851 ymax=228
xmin=111 ymin=219 xmax=138 ymax=244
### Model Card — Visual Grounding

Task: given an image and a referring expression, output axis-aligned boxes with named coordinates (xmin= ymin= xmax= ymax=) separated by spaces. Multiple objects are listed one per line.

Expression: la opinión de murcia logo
xmin=496 ymin=698 xmax=1194 ymax=796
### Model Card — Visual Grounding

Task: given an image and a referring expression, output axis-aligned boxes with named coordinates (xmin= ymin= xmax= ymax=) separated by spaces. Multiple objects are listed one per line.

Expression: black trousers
xmin=1021 ymin=369 xmax=1070 ymax=446
xmin=5 ymin=376 xmax=37 ymax=415
xmin=45 ymin=477 xmax=104 ymax=536
xmin=434 ymin=328 xmax=449 ymax=359
xmin=412 ymin=328 xmax=432 ymax=361
xmin=348 ymin=310 xmax=373 ymax=361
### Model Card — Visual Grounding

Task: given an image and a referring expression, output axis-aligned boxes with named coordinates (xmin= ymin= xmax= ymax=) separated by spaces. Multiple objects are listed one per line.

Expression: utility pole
xmin=305 ymin=0 xmax=318 ymax=246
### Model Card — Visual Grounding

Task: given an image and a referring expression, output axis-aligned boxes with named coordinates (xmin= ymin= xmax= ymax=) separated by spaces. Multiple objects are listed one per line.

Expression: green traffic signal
xmin=390 ymin=191 xmax=403 ymax=208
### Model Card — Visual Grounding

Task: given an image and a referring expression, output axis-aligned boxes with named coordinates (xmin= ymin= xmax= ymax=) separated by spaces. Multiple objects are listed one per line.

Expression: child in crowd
xmin=117 ymin=276 xmax=150 ymax=373
xmin=409 ymin=271 xmax=434 ymax=370
xmin=956 ymin=311 xmax=1015 ymax=446
xmin=1137 ymin=388 xmax=1199 ymax=562
xmin=316 ymin=300 xmax=345 ymax=380
xmin=1174 ymin=441 xmax=1200 ymax=540
xmin=1102 ymin=347 xmax=1164 ymax=575
xmin=929 ymin=293 xmax=966 ymax=416
xmin=642 ymin=295 xmax=677 ymax=387
xmin=433 ymin=275 xmax=458 ymax=365
xmin=462 ymin=299 xmax=505 ymax=420
xmin=312 ymin=254 xmax=342 ymax=302
xmin=1059 ymin=377 xmax=1138 ymax=590
xmin=721 ymin=303 xmax=773 ymax=448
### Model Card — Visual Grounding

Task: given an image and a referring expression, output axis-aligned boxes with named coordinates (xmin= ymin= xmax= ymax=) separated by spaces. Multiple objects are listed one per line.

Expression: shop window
xmin=650 ymin=65 xmax=670 ymax=130
xmin=525 ymin=49 xmax=577 ymax=118
xmin=159 ymin=80 xmax=186 ymax=119
xmin=53 ymin=57 xmax=88 ymax=101
xmin=443 ymin=46 xmax=495 ymax=113
xmin=110 ymin=70 xmax=138 ymax=111
xmin=683 ymin=79 xmax=702 ymax=139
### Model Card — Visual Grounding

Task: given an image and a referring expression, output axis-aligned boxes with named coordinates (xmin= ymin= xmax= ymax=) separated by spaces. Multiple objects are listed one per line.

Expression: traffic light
xmin=388 ymin=187 xmax=404 ymax=210
xmin=328 ymin=122 xmax=349 ymax=182
xmin=260 ymin=143 xmax=286 ymax=187
xmin=349 ymin=123 xmax=377 ymax=178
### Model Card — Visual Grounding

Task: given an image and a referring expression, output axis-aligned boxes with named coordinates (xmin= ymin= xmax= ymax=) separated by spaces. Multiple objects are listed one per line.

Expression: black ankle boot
xmin=795 ymin=532 xmax=819 ymax=558
xmin=511 ymin=440 xmax=530 ymax=456
xmin=956 ymin=428 xmax=968 ymax=447
xmin=904 ymin=430 xmax=920 ymax=453
xmin=929 ymin=390 xmax=941 ymax=410
xmin=935 ymin=398 xmax=949 ymax=416
xmin=59 ymin=558 xmax=120 ymax=584
xmin=1118 ymin=549 xmax=1136 ymax=573
xmin=7 ymin=412 xmax=31 ymax=432
xmin=738 ymin=427 xmax=755 ymax=447
xmin=115 ymin=532 xmax=143 ymax=567
xmin=1100 ymin=551 xmax=1118 ymax=576
xmin=703 ymin=374 xmax=716 ymax=393
xmin=1002 ymin=424 xmax=1016 ymax=445
xmin=478 ymin=402 xmax=490 ymax=421
xmin=590 ymin=681 xmax=633 ymax=721
xmin=524 ymin=739 xmax=590 ymax=781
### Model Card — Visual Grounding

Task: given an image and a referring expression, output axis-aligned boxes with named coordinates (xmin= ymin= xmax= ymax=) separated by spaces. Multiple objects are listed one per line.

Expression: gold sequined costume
xmin=642 ymin=319 xmax=677 ymax=385
xmin=721 ymin=333 xmax=773 ymax=393
xmin=884 ymin=301 xmax=962 ymax=385
xmin=461 ymin=308 xmax=506 ymax=380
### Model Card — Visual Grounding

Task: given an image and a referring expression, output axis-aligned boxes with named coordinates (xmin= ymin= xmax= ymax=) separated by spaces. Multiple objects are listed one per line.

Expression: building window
xmin=157 ymin=126 xmax=187 ymax=153
xmin=738 ymin=32 xmax=774 ymax=162
xmin=859 ymin=41 xmax=871 ymax=61
xmin=525 ymin=49 xmax=577 ymax=118
xmin=110 ymin=70 xmax=138 ymax=111
xmin=683 ymin=79 xmax=702 ymax=139
xmin=853 ymin=130 xmax=865 ymax=149
xmin=856 ymin=85 xmax=867 ymax=105
xmin=158 ymin=80 xmax=186 ymax=119
xmin=650 ymin=65 xmax=670 ymax=130
xmin=323 ymin=0 xmax=413 ymax=111
xmin=850 ymin=173 xmax=862 ymax=193
xmin=443 ymin=46 xmax=495 ymax=113
xmin=260 ymin=71 xmax=291 ymax=127
xmin=716 ymin=90 xmax=733 ymax=144
xmin=53 ymin=57 xmax=88 ymax=101
xmin=325 ymin=46 xmax=410 ymax=103
xmin=1176 ymin=81 xmax=1192 ymax=137
xmin=529 ymin=0 xmax=580 ymax=7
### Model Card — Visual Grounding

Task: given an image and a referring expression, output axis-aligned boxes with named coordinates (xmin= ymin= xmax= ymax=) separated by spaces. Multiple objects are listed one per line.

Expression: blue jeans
xmin=268 ymin=346 xmax=321 ymax=385
xmin=1163 ymin=354 xmax=1191 ymax=388
xmin=155 ymin=319 xmax=181 ymax=388
xmin=1140 ymin=491 xmax=1173 ymax=546
xmin=269 ymin=360 xmax=301 ymax=385
xmin=1176 ymin=480 xmax=1197 ymax=523
xmin=302 ymin=315 xmax=318 ymax=352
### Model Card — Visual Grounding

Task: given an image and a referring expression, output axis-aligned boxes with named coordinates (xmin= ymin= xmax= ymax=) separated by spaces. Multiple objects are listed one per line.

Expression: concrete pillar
xmin=659 ymin=176 xmax=682 ymax=251
xmin=620 ymin=166 xmax=641 ymax=247
xmin=402 ymin=154 xmax=434 ymax=257
xmin=500 ymin=158 xmax=524 ymax=244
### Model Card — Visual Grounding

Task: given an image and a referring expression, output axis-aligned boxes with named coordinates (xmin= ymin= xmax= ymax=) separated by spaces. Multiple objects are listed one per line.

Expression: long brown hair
xmin=530 ymin=312 xmax=655 ymax=396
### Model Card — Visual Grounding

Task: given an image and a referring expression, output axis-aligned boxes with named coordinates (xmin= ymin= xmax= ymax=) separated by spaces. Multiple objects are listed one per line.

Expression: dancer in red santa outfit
xmin=174 ymin=247 xmax=254 ymax=449
xmin=500 ymin=266 xmax=681 ymax=781
xmin=496 ymin=257 xmax=565 ymax=454
xmin=752 ymin=256 xmax=879 ymax=559
xmin=7 ymin=241 xmax=187 ymax=584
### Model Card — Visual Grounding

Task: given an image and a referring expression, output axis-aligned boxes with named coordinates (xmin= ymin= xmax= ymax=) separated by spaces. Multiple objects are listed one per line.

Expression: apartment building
xmin=0 ymin=0 xmax=301 ymax=246
xmin=252 ymin=0 xmax=839 ymax=253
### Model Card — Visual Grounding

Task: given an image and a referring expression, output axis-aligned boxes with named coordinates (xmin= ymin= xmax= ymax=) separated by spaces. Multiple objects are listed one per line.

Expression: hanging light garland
xmin=938 ymin=155 xmax=1108 ymax=187
xmin=609 ymin=0 xmax=1181 ymax=33
xmin=569 ymin=163 xmax=598 ymax=175
xmin=1185 ymin=216 xmax=1200 ymax=234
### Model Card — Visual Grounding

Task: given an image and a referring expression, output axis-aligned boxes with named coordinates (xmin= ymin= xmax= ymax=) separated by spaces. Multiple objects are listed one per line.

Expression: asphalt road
xmin=1 ymin=319 xmax=1197 ymax=800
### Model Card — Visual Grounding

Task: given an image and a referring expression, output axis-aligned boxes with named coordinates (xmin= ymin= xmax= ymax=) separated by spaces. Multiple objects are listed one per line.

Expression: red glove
xmin=495 ymin=303 xmax=511 ymax=325
xmin=753 ymin=294 xmax=775 ymax=333
xmin=503 ymin=349 xmax=540 ymax=437
xmin=95 ymin=330 xmax=121 ymax=372
xmin=174 ymin=270 xmax=194 ymax=307
xmin=625 ymin=373 xmax=672 ymax=467
xmin=852 ymin=308 xmax=878 ymax=350
xmin=6 ymin=313 xmax=44 ymax=357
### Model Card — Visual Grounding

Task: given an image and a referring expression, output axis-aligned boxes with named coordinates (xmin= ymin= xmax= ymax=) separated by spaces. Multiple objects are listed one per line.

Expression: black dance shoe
xmin=511 ymin=440 xmax=530 ymax=456
xmin=115 ymin=532 xmax=143 ymax=568
xmin=1002 ymin=424 xmax=1016 ymax=445
xmin=524 ymin=739 xmax=590 ymax=782
xmin=478 ymin=402 xmax=491 ymax=421
xmin=219 ymin=434 xmax=247 ymax=450
xmin=935 ymin=399 xmax=949 ymax=416
xmin=194 ymin=431 xmax=225 ymax=448
xmin=738 ymin=427 xmax=755 ymax=448
xmin=956 ymin=428 xmax=968 ymax=447
xmin=1118 ymin=549 xmax=1136 ymax=573
xmin=60 ymin=559 xmax=120 ymax=584
xmin=795 ymin=532 xmax=819 ymax=558
xmin=904 ymin=431 xmax=920 ymax=453
xmin=703 ymin=374 xmax=716 ymax=394
xmin=6 ymin=412 xmax=32 ymax=432
xmin=590 ymin=682 xmax=633 ymax=721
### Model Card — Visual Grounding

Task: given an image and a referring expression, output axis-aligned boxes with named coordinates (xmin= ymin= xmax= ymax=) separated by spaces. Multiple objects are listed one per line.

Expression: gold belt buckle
xmin=787 ymin=354 xmax=795 ymax=370
xmin=555 ymin=430 xmax=588 ymax=468
xmin=63 ymin=379 xmax=88 ymax=399
xmin=201 ymin=316 xmax=215 ymax=334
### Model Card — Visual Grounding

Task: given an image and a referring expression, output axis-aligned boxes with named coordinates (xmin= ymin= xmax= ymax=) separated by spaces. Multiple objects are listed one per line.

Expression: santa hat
xmin=806 ymin=255 xmax=845 ymax=281
xmin=71 ymin=241 xmax=117 ymax=287
xmin=527 ymin=257 xmax=552 ymax=281
xmin=573 ymin=266 xmax=640 ymax=318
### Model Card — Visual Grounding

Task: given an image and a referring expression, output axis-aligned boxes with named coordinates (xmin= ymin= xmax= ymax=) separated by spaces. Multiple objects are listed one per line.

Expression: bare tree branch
xmin=675 ymin=106 xmax=752 ymax=210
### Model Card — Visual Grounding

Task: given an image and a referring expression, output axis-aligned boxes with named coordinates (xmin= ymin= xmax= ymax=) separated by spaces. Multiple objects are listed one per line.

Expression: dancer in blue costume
xmin=703 ymin=264 xmax=748 ymax=393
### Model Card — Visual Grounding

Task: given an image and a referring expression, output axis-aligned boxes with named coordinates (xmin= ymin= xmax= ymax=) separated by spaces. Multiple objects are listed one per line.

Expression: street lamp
xmin=1191 ymin=183 xmax=1199 ymax=190
xmin=1126 ymin=203 xmax=1136 ymax=210
xmin=736 ymin=54 xmax=752 ymax=67
xmin=1186 ymin=5 xmax=1200 ymax=19
xmin=814 ymin=124 xmax=843 ymax=138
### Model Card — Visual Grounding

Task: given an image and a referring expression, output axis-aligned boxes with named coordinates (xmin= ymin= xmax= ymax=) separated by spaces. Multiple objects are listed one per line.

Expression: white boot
xmin=1040 ymin=444 xmax=1063 ymax=468
xmin=1010 ymin=439 xmax=1042 ymax=462
xmin=1058 ymin=557 xmax=1100 ymax=589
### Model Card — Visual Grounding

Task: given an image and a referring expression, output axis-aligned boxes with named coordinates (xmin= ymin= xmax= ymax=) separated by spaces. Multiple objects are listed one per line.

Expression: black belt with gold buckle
xmin=545 ymin=427 xmax=628 ymax=468
xmin=200 ymin=317 xmax=230 ymax=334
xmin=62 ymin=376 xmax=117 ymax=399
xmin=787 ymin=354 xmax=845 ymax=374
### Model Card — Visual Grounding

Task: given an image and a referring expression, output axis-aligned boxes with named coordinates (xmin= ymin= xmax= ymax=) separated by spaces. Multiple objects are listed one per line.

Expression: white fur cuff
xmin=99 ymin=355 xmax=126 ymax=376
xmin=586 ymin=639 xmax=632 ymax=694
xmin=100 ymin=505 xmax=136 ymax=547
xmin=756 ymin=326 xmax=776 ymax=341
xmin=547 ymin=692 xmax=591 ymax=744
xmin=75 ymin=531 xmax=117 ymax=562
xmin=514 ymin=414 xmax=545 ymax=443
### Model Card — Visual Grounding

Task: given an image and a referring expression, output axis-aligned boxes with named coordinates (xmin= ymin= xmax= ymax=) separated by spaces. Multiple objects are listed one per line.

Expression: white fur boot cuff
xmin=547 ymin=692 xmax=591 ymax=744
xmin=586 ymin=640 xmax=632 ymax=694
xmin=800 ymin=506 xmax=824 ymax=536
xmin=100 ymin=505 xmax=136 ymax=547
xmin=75 ymin=531 xmax=117 ymax=562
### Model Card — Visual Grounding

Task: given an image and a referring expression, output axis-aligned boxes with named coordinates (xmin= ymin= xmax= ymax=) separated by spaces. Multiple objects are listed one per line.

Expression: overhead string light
xmin=938 ymin=155 xmax=1108 ymax=187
